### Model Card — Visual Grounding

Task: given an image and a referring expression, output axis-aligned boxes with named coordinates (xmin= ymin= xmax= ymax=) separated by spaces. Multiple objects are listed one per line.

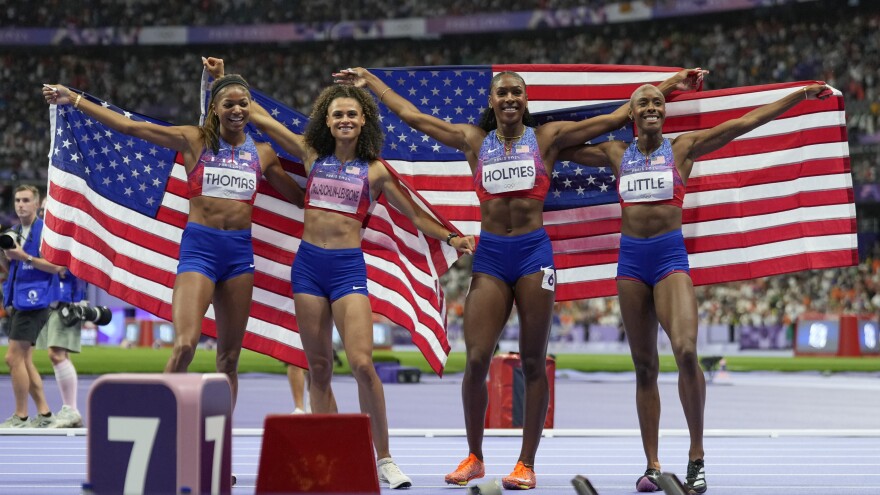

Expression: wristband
xmin=73 ymin=93 xmax=83 ymax=109
xmin=445 ymin=232 xmax=459 ymax=246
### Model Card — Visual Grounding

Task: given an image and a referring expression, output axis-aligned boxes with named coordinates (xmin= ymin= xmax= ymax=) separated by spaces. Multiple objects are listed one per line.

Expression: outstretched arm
xmin=258 ymin=143 xmax=305 ymax=208
xmin=676 ymin=83 xmax=832 ymax=162
xmin=541 ymin=68 xmax=709 ymax=152
xmin=334 ymin=67 xmax=483 ymax=155
xmin=374 ymin=161 xmax=475 ymax=255
xmin=249 ymin=100 xmax=315 ymax=166
xmin=42 ymin=85 xmax=198 ymax=154
xmin=558 ymin=140 xmax=627 ymax=176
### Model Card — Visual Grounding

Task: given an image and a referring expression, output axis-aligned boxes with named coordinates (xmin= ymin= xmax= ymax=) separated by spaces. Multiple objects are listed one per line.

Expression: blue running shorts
xmin=177 ymin=222 xmax=255 ymax=283
xmin=616 ymin=229 xmax=690 ymax=287
xmin=472 ymin=228 xmax=556 ymax=289
xmin=291 ymin=240 xmax=369 ymax=302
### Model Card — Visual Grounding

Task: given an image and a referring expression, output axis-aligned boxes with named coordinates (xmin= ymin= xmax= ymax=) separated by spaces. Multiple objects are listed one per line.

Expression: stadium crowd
xmin=5 ymin=0 xmax=612 ymax=26
xmin=2 ymin=0 xmax=878 ymax=346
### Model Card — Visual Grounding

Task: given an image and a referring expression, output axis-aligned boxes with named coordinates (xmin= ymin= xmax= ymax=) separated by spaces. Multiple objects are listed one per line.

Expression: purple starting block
xmin=87 ymin=373 xmax=232 ymax=494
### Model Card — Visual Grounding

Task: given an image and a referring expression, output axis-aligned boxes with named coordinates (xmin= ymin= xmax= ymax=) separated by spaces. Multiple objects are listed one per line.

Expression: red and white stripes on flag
xmin=42 ymin=93 xmax=460 ymax=374
xmin=379 ymin=65 xmax=857 ymax=301
xmin=552 ymin=80 xmax=857 ymax=300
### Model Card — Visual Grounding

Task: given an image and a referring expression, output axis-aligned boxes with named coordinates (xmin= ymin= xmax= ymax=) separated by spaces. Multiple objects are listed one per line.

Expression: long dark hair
xmin=478 ymin=71 xmax=537 ymax=132
xmin=303 ymin=86 xmax=384 ymax=161
xmin=199 ymin=74 xmax=251 ymax=154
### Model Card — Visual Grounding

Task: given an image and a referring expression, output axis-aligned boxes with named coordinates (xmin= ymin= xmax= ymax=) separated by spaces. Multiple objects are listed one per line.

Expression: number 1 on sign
xmin=204 ymin=415 xmax=227 ymax=495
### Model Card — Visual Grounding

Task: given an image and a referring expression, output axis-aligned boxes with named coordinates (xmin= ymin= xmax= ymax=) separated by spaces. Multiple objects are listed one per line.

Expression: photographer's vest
xmin=52 ymin=273 xmax=85 ymax=304
xmin=2 ymin=219 xmax=54 ymax=310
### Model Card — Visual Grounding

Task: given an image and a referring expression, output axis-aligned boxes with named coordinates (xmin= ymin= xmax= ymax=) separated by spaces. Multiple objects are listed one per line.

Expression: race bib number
xmin=202 ymin=167 xmax=258 ymax=201
xmin=308 ymin=176 xmax=363 ymax=214
xmin=541 ymin=266 xmax=556 ymax=292
xmin=619 ymin=169 xmax=674 ymax=203
xmin=482 ymin=157 xmax=536 ymax=194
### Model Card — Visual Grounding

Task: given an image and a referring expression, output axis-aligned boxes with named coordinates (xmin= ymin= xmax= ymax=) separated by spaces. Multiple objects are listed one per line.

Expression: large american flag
xmin=370 ymin=65 xmax=857 ymax=300
xmin=43 ymin=91 xmax=460 ymax=373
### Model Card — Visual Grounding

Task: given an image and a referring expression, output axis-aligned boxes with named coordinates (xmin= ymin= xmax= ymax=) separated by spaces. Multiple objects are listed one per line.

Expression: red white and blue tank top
xmin=618 ymin=138 xmax=685 ymax=208
xmin=188 ymin=134 xmax=262 ymax=204
xmin=304 ymin=155 xmax=373 ymax=222
xmin=475 ymin=127 xmax=550 ymax=203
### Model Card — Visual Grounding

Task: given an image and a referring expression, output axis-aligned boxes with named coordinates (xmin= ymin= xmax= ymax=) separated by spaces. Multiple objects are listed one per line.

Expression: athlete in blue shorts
xmin=563 ymin=80 xmax=832 ymax=494
xmin=226 ymin=59 xmax=475 ymax=489
xmin=336 ymin=65 xmax=707 ymax=489
xmin=43 ymin=73 xmax=305 ymax=404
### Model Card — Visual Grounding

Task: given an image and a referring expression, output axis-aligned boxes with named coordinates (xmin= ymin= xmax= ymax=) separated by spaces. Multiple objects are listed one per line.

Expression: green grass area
xmin=1 ymin=346 xmax=878 ymax=375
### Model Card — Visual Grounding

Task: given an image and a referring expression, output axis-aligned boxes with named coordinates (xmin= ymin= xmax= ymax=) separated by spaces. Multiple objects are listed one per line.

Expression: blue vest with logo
xmin=2 ymin=219 xmax=54 ymax=310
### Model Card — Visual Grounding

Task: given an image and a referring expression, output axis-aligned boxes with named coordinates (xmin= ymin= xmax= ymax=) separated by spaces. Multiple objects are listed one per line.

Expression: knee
xmin=673 ymin=346 xmax=700 ymax=374
xmin=172 ymin=341 xmax=197 ymax=362
xmin=5 ymin=349 xmax=21 ymax=368
xmin=632 ymin=359 xmax=659 ymax=385
xmin=348 ymin=357 xmax=377 ymax=384
xmin=48 ymin=351 xmax=65 ymax=366
xmin=519 ymin=355 xmax=547 ymax=382
xmin=308 ymin=358 xmax=334 ymax=387
xmin=464 ymin=351 xmax=493 ymax=379
xmin=215 ymin=351 xmax=241 ymax=376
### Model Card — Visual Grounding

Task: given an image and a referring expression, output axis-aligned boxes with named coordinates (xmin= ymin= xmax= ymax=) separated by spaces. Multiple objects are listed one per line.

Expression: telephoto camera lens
xmin=0 ymin=231 xmax=18 ymax=249
xmin=59 ymin=305 xmax=113 ymax=326
xmin=80 ymin=305 xmax=113 ymax=326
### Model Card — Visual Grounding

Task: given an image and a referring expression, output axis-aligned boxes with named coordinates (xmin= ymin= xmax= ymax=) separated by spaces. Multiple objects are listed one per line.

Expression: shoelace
xmin=510 ymin=464 xmax=534 ymax=481
xmin=383 ymin=462 xmax=405 ymax=478
xmin=686 ymin=461 xmax=704 ymax=483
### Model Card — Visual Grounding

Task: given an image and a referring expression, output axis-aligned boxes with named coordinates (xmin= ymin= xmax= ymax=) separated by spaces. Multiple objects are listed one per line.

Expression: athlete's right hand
xmin=42 ymin=84 xmax=73 ymax=105
xmin=202 ymin=56 xmax=225 ymax=79
xmin=333 ymin=67 xmax=369 ymax=88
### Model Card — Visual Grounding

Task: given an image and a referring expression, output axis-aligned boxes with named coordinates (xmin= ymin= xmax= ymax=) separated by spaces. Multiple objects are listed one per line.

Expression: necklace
xmin=496 ymin=129 xmax=525 ymax=154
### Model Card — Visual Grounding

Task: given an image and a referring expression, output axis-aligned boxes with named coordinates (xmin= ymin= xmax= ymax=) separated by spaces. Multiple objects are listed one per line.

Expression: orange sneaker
xmin=444 ymin=453 xmax=485 ymax=486
xmin=502 ymin=461 xmax=536 ymax=490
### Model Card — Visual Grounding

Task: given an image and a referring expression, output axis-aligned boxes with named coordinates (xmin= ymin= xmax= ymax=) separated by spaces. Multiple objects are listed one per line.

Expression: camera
xmin=0 ymin=229 xmax=21 ymax=249
xmin=59 ymin=303 xmax=113 ymax=326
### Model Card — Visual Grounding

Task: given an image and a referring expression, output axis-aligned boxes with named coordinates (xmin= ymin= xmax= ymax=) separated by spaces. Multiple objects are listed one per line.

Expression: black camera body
xmin=0 ymin=229 xmax=21 ymax=250
xmin=59 ymin=303 xmax=113 ymax=326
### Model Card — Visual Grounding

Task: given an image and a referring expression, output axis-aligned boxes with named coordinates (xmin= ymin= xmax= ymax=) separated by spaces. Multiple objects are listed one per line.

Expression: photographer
xmin=0 ymin=185 xmax=67 ymax=428
xmin=34 ymin=195 xmax=89 ymax=428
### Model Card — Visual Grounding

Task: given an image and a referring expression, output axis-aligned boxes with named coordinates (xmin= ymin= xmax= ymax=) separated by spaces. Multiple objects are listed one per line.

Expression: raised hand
xmin=675 ymin=68 xmax=709 ymax=91
xmin=42 ymin=84 xmax=74 ymax=105
xmin=332 ymin=67 xmax=368 ymax=88
xmin=202 ymin=56 xmax=225 ymax=79
xmin=805 ymin=83 xmax=832 ymax=100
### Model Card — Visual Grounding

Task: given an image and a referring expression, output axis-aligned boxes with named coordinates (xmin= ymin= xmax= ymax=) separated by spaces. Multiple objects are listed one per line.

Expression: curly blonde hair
xmin=303 ymin=86 xmax=384 ymax=161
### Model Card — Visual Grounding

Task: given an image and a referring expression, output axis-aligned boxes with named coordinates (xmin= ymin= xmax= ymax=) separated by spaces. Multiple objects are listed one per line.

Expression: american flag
xmin=43 ymin=91 xmax=460 ymax=373
xmin=370 ymin=65 xmax=857 ymax=300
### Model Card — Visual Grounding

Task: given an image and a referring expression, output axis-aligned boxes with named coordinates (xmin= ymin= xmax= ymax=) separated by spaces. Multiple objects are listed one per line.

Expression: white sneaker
xmin=52 ymin=405 xmax=83 ymax=428
xmin=378 ymin=457 xmax=412 ymax=489
xmin=292 ymin=408 xmax=306 ymax=415
xmin=0 ymin=415 xmax=29 ymax=428
xmin=29 ymin=413 xmax=57 ymax=428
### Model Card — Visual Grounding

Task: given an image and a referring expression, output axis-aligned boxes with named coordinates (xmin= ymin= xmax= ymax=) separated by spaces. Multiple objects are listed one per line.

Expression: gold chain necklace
xmin=496 ymin=129 xmax=525 ymax=154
